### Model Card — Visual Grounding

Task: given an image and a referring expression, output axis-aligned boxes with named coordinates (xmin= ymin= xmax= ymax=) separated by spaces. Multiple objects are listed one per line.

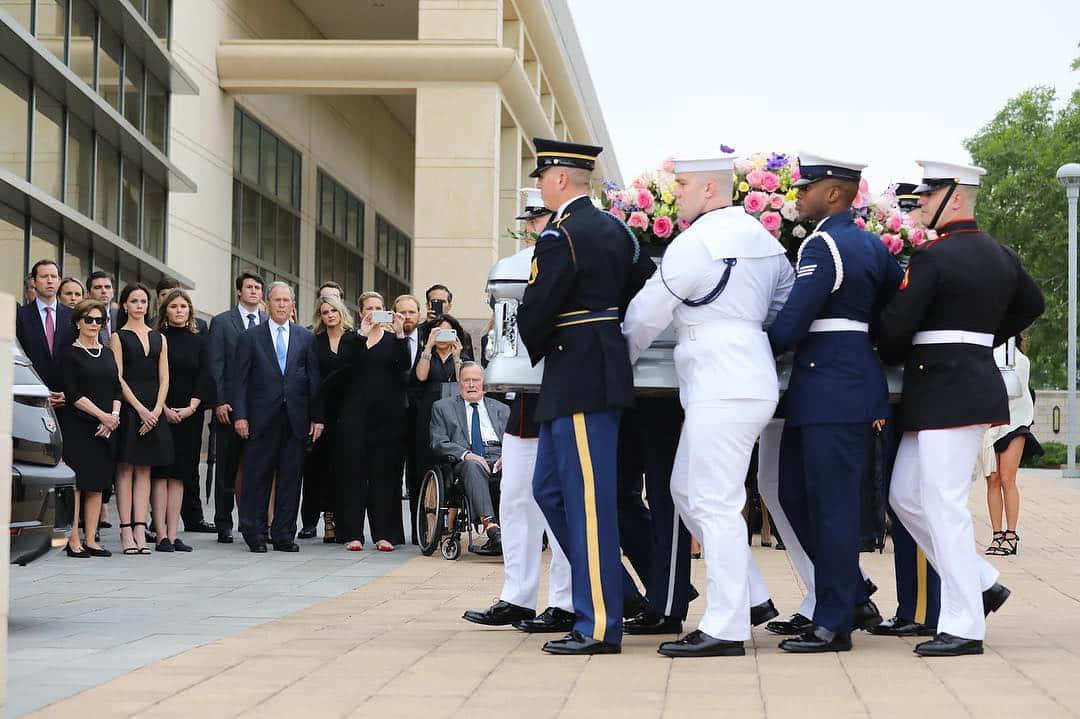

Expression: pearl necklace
xmin=74 ymin=339 xmax=102 ymax=358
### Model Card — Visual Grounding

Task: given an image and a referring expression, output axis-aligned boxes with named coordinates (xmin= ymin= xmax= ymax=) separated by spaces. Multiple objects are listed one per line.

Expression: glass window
xmin=240 ymin=185 xmax=258 ymax=257
xmin=63 ymin=237 xmax=90 ymax=284
xmin=145 ymin=72 xmax=167 ymax=151
xmin=98 ymin=23 xmax=123 ymax=110
xmin=334 ymin=186 xmax=346 ymax=237
xmin=0 ymin=203 xmax=26 ymax=301
xmin=292 ymin=157 xmax=300 ymax=208
xmin=232 ymin=108 xmax=241 ymax=173
xmin=0 ymin=58 xmax=29 ymax=180
xmin=260 ymin=130 xmax=276 ymax=195
xmin=123 ymin=55 xmax=144 ymax=130
xmin=275 ymin=146 xmax=292 ymax=204
xmin=276 ymin=206 xmax=293 ymax=274
xmin=231 ymin=178 xmax=241 ymax=246
xmin=319 ymin=172 xmax=332 ymax=229
xmin=96 ymin=138 xmax=120 ymax=233
xmin=0 ymin=1 xmax=32 ymax=31
xmin=121 ymin=160 xmax=140 ymax=243
xmin=147 ymin=0 xmax=169 ymax=42
xmin=69 ymin=0 xmax=96 ymax=88
xmin=35 ymin=0 xmax=67 ymax=62
xmin=347 ymin=198 xmax=358 ymax=247
xmin=144 ymin=176 xmax=165 ymax=260
xmin=240 ymin=113 xmax=258 ymax=183
xmin=259 ymin=196 xmax=276 ymax=265
xmin=66 ymin=114 xmax=93 ymax=216
xmin=29 ymin=222 xmax=60 ymax=271
xmin=32 ymin=89 xmax=64 ymax=199
xmin=377 ymin=219 xmax=388 ymax=265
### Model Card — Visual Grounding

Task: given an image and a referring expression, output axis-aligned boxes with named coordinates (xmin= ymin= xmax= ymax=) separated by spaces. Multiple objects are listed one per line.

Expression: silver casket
xmin=483 ymin=245 xmax=1021 ymax=401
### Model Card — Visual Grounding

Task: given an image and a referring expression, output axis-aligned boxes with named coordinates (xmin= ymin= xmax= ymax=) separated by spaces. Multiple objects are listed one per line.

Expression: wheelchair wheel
xmin=416 ymin=469 xmax=444 ymax=556
xmin=441 ymin=534 xmax=462 ymax=560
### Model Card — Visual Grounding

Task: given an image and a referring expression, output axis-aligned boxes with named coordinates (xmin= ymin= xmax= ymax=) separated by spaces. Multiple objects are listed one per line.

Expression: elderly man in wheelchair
xmin=427 ymin=361 xmax=508 ymax=557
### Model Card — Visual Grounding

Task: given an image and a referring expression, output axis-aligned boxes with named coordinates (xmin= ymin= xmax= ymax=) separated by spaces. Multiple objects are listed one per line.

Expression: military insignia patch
xmin=529 ymin=257 xmax=538 ymax=285
xmin=899 ymin=267 xmax=910 ymax=290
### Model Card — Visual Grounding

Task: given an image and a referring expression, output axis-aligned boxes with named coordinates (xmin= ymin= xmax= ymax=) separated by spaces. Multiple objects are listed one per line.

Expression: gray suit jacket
xmin=429 ymin=394 xmax=509 ymax=461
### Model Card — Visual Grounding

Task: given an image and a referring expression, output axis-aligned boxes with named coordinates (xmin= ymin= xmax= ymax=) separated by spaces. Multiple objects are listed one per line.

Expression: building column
xmin=498 ymin=124 xmax=523 ymax=258
xmin=412 ymin=83 xmax=501 ymax=323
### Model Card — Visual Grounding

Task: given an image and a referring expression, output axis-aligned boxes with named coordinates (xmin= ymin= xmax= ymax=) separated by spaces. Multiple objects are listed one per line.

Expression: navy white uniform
xmin=768 ymin=155 xmax=904 ymax=637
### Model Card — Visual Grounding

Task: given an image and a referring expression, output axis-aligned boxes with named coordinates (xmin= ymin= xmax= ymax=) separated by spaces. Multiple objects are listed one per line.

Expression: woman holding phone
xmin=335 ymin=291 xmax=411 ymax=551
xmin=413 ymin=313 xmax=467 ymax=476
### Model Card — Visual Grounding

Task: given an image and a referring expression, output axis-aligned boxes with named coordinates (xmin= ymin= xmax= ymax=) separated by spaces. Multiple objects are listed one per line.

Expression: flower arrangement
xmin=731 ymin=152 xmax=812 ymax=251
xmin=599 ymin=159 xmax=688 ymax=247
xmin=855 ymin=185 xmax=937 ymax=259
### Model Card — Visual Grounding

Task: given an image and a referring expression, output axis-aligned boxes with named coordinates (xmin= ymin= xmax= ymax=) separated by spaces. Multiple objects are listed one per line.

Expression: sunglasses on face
xmin=81 ymin=316 xmax=106 ymax=325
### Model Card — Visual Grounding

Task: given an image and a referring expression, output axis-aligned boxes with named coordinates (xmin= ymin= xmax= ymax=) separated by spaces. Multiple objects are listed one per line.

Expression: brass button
xmin=918 ymin=364 xmax=924 ymax=370
xmin=558 ymin=345 xmax=564 ymax=351
xmin=809 ymin=362 xmax=816 ymax=368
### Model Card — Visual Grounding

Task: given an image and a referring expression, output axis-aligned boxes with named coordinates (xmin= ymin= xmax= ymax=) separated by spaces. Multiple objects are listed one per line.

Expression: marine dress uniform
xmin=623 ymin=154 xmax=795 ymax=656
xmin=518 ymin=138 xmax=654 ymax=655
xmin=768 ymin=152 xmax=903 ymax=652
xmin=879 ymin=160 xmax=1044 ymax=656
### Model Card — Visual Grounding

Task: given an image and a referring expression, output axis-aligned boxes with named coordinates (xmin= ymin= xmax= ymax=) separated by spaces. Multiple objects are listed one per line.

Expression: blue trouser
xmin=534 ymin=410 xmax=624 ymax=645
xmin=779 ymin=422 xmax=870 ymax=633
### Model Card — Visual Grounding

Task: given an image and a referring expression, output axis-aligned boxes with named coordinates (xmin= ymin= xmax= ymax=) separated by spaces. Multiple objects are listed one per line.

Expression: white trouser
xmin=672 ymin=399 xmax=776 ymax=640
xmin=757 ymin=419 xmax=872 ymax=618
xmin=888 ymin=426 xmax=999 ymax=640
xmin=498 ymin=433 xmax=572 ymax=612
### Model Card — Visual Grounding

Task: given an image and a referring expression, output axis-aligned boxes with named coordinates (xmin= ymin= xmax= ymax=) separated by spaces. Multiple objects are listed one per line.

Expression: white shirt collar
xmin=237 ymin=304 xmax=260 ymax=323
xmin=268 ymin=317 xmax=289 ymax=333
xmin=36 ymin=297 xmax=57 ymax=313
xmin=556 ymin=194 xmax=589 ymax=220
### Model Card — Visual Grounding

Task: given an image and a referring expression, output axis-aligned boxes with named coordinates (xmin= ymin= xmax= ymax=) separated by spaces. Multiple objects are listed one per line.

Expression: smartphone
xmin=371 ymin=310 xmax=394 ymax=324
xmin=435 ymin=329 xmax=458 ymax=342
xmin=430 ymin=298 xmax=445 ymax=317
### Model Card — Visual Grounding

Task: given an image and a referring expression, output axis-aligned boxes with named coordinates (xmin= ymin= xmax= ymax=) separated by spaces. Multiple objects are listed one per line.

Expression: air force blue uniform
xmin=768 ymin=209 xmax=904 ymax=634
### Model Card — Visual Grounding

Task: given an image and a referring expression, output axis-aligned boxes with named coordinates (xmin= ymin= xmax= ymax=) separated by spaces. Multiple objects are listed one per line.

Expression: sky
xmin=565 ymin=0 xmax=1080 ymax=191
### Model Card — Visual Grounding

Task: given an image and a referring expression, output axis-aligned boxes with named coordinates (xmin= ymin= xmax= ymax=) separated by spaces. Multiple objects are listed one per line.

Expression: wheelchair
xmin=415 ymin=455 xmax=501 ymax=560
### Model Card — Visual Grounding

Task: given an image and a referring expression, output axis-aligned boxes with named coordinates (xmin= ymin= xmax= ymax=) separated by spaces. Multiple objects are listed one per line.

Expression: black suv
xmin=10 ymin=338 xmax=75 ymax=565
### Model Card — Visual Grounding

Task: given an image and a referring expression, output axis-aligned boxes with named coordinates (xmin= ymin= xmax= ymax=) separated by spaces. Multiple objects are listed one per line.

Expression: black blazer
xmin=15 ymin=301 xmax=75 ymax=391
xmin=208 ymin=307 xmax=267 ymax=409
xmin=232 ymin=321 xmax=323 ymax=439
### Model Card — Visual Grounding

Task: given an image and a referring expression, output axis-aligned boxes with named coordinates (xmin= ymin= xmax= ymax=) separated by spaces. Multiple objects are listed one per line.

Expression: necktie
xmin=43 ymin=306 xmax=55 ymax=355
xmin=470 ymin=402 xmax=484 ymax=456
xmin=100 ymin=315 xmax=110 ymax=346
xmin=275 ymin=326 xmax=287 ymax=374
xmin=247 ymin=313 xmax=256 ymax=329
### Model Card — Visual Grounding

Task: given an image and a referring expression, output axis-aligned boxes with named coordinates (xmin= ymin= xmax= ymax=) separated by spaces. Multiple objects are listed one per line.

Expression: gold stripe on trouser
xmin=572 ymin=412 xmax=607 ymax=642
xmin=555 ymin=317 xmax=618 ymax=328
xmin=914 ymin=548 xmax=928 ymax=624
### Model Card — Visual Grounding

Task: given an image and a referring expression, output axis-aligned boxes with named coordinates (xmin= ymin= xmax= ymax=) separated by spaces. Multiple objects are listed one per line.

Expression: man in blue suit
xmin=232 ymin=281 xmax=324 ymax=553
xmin=768 ymin=151 xmax=902 ymax=652
xmin=16 ymin=259 xmax=75 ymax=404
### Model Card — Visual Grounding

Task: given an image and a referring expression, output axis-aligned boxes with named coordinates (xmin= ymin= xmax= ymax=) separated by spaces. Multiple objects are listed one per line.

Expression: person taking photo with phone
xmin=419 ymin=284 xmax=474 ymax=360
xmin=413 ymin=313 xmax=468 ymax=477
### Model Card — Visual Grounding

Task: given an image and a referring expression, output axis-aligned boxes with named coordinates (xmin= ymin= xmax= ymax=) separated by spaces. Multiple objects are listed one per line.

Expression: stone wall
xmin=1033 ymin=389 xmax=1069 ymax=446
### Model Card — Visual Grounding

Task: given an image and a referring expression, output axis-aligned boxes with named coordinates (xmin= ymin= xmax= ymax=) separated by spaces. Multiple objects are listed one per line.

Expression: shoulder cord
xmin=659 ymin=255 xmax=738 ymax=307
xmin=796 ymin=230 xmax=844 ymax=293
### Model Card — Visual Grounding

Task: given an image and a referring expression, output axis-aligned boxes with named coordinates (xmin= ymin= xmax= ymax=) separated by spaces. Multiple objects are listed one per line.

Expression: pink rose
xmin=859 ymin=178 xmax=869 ymax=194
xmin=637 ymin=188 xmax=655 ymax=212
xmin=677 ymin=218 xmax=691 ymax=231
xmin=760 ymin=172 xmax=781 ymax=193
xmin=652 ymin=215 xmax=674 ymax=239
xmin=760 ymin=211 xmax=782 ymax=234
xmin=852 ymin=191 xmax=869 ymax=210
xmin=628 ymin=211 xmax=649 ymax=230
xmin=618 ymin=190 xmax=634 ymax=207
xmin=746 ymin=169 xmax=765 ymax=189
xmin=790 ymin=166 xmax=801 ymax=181
xmin=886 ymin=213 xmax=904 ymax=233
xmin=631 ymin=176 xmax=647 ymax=190
xmin=768 ymin=194 xmax=785 ymax=210
xmin=881 ymin=233 xmax=903 ymax=255
xmin=734 ymin=159 xmax=754 ymax=174
xmin=608 ymin=207 xmax=625 ymax=222
xmin=853 ymin=216 xmax=867 ymax=229
xmin=743 ymin=191 xmax=768 ymax=214
xmin=661 ymin=156 xmax=675 ymax=174
xmin=911 ymin=228 xmax=926 ymax=246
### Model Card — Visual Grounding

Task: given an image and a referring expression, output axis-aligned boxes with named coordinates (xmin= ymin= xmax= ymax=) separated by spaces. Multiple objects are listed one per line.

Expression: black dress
xmin=115 ymin=328 xmax=174 ymax=467
xmin=300 ymin=331 xmax=351 ymax=527
xmin=151 ymin=325 xmax=210 ymax=481
xmin=336 ymin=329 xmax=411 ymax=544
xmin=414 ymin=351 xmax=458 ymax=473
xmin=58 ymin=343 xmax=121 ymax=492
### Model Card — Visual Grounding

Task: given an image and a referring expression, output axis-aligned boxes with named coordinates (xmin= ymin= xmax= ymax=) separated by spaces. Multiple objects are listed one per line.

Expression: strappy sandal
xmin=1000 ymin=530 xmax=1019 ymax=555
xmin=119 ymin=522 xmax=140 ymax=555
xmin=323 ymin=512 xmax=336 ymax=544
xmin=985 ymin=530 xmax=1006 ymax=555
xmin=132 ymin=522 xmax=152 ymax=554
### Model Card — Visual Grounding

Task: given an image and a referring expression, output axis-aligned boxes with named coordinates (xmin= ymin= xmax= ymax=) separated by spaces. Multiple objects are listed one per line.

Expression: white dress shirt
xmin=555 ymin=193 xmax=589 ymax=220
xmin=407 ymin=328 xmax=419 ymax=364
xmin=36 ymin=297 xmax=58 ymax=332
xmin=238 ymin=304 xmax=261 ymax=328
xmin=462 ymin=397 xmax=499 ymax=459
xmin=268 ymin=317 xmax=290 ymax=355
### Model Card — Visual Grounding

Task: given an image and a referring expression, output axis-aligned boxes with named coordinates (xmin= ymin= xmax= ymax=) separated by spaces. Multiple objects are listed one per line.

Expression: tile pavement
xmin=11 ymin=469 xmax=1080 ymax=719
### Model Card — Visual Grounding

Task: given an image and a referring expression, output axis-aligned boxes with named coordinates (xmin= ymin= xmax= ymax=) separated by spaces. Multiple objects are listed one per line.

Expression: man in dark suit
xmin=208 ymin=270 xmax=266 ymax=543
xmin=232 ymin=281 xmax=324 ymax=553
xmin=17 ymin=259 xmax=74 ymax=405
xmin=86 ymin=271 xmax=119 ymax=346
xmin=429 ymin=362 xmax=509 ymax=555
xmin=394 ymin=293 xmax=426 ymax=544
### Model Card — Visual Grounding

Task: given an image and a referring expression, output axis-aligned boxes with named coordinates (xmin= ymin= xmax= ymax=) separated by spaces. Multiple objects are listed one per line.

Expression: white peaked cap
xmin=673 ymin=154 xmax=735 ymax=174
xmin=519 ymin=187 xmax=544 ymax=208
xmin=916 ymin=160 xmax=987 ymax=187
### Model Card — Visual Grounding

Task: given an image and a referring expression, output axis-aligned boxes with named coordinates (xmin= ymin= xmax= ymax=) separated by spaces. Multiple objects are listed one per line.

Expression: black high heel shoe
xmin=119 ymin=522 xmax=139 ymax=555
xmin=131 ymin=521 xmax=152 ymax=555
xmin=985 ymin=530 xmax=1006 ymax=555
xmin=65 ymin=544 xmax=90 ymax=558
xmin=1000 ymin=530 xmax=1019 ymax=555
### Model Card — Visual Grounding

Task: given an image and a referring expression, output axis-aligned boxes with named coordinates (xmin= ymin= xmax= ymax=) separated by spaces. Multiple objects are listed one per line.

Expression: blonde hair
xmin=312 ymin=294 xmax=355 ymax=334
xmin=358 ymin=291 xmax=384 ymax=309
xmin=393 ymin=294 xmax=421 ymax=313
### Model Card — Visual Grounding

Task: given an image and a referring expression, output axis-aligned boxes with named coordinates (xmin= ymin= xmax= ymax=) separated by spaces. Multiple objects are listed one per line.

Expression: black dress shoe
xmin=516 ymin=606 xmax=576 ymax=633
xmin=473 ymin=534 xmax=503 ymax=556
xmin=658 ymin=630 xmax=744 ymax=657
xmin=463 ymin=600 xmax=535 ymax=626
xmin=623 ymin=592 xmax=649 ymax=620
xmin=780 ymin=626 xmax=852 ymax=653
xmin=688 ymin=585 xmax=700 ymax=603
xmin=85 ymin=545 xmax=112 ymax=557
xmin=766 ymin=613 xmax=814 ymax=636
xmin=247 ymin=541 xmax=267 ymax=553
xmin=65 ymin=545 xmax=90 ymax=558
xmin=297 ymin=526 xmax=317 ymax=540
xmin=915 ymin=632 xmax=983 ymax=657
xmin=185 ymin=520 xmax=217 ymax=534
xmin=751 ymin=599 xmax=780 ymax=626
xmin=983 ymin=582 xmax=1010 ymax=616
xmin=853 ymin=599 xmax=884 ymax=631
xmin=869 ymin=615 xmax=936 ymax=637
xmin=623 ymin=608 xmax=683 ymax=635
xmin=272 ymin=541 xmax=300 ymax=552
xmin=542 ymin=630 xmax=620 ymax=655
xmin=217 ymin=533 xmax=234 ymax=544
xmin=864 ymin=577 xmax=878 ymax=597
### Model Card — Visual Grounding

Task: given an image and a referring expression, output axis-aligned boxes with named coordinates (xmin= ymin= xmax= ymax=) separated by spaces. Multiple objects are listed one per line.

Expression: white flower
xmin=781 ymin=201 xmax=799 ymax=221
xmin=793 ymin=225 xmax=807 ymax=239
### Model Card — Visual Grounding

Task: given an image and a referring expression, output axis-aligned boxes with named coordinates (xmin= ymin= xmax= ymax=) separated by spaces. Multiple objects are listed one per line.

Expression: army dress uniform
xmin=880 ymin=161 xmax=1044 ymax=653
xmin=517 ymin=139 xmax=654 ymax=653
xmin=767 ymin=152 xmax=903 ymax=649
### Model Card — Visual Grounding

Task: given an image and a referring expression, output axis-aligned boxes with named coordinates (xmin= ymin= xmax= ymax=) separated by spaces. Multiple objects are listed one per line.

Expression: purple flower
xmin=602 ymin=179 xmax=619 ymax=193
xmin=766 ymin=153 xmax=789 ymax=171
xmin=720 ymin=144 xmax=735 ymax=154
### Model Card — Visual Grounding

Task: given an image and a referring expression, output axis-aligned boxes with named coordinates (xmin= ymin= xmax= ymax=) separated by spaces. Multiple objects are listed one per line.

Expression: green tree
xmin=965 ymin=80 xmax=1080 ymax=388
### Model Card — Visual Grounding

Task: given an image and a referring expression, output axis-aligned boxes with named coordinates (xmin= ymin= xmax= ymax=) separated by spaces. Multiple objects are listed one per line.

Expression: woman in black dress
xmin=413 ymin=313 xmax=466 ymax=473
xmin=151 ymin=289 xmax=209 ymax=553
xmin=337 ymin=291 xmax=410 ymax=552
xmin=59 ymin=299 xmax=120 ymax=558
xmin=300 ymin=294 xmax=354 ymax=543
xmin=111 ymin=283 xmax=174 ymax=555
